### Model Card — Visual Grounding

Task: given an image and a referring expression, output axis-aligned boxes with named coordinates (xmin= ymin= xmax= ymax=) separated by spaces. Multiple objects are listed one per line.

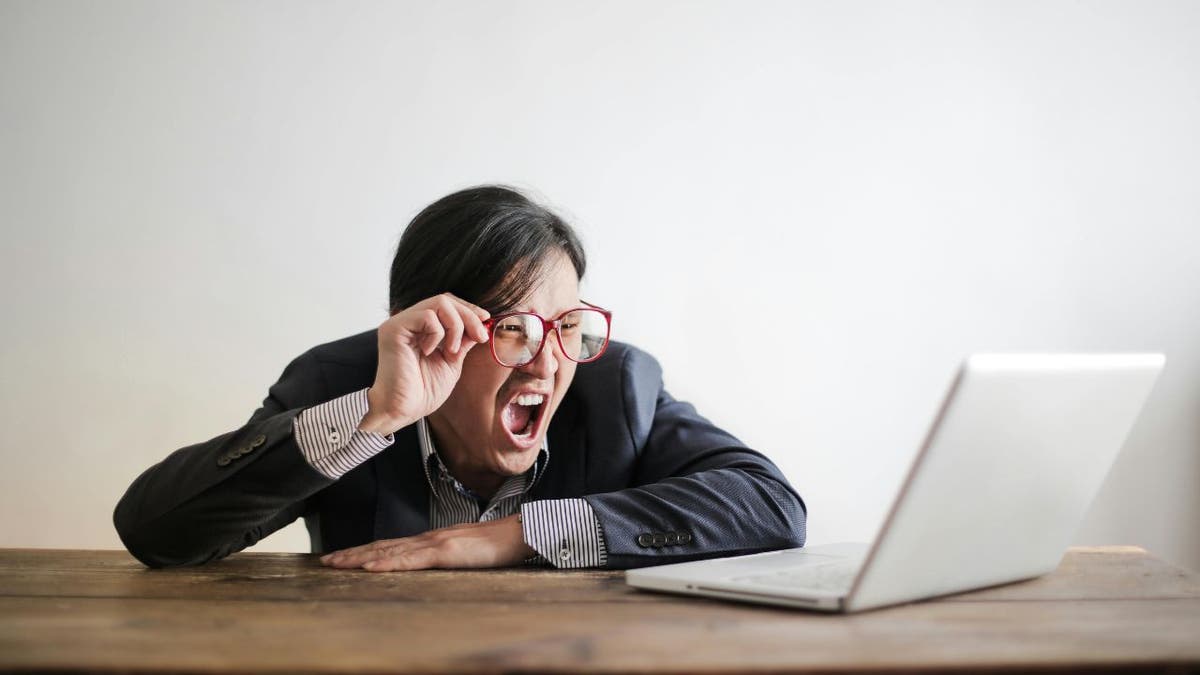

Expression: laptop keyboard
xmin=730 ymin=562 xmax=860 ymax=592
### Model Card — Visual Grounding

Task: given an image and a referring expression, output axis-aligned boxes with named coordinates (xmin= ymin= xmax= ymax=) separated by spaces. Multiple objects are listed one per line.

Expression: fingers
xmin=409 ymin=294 xmax=490 ymax=357
xmin=321 ymin=532 xmax=445 ymax=570
xmin=319 ymin=517 xmax=526 ymax=573
xmin=322 ymin=537 xmax=416 ymax=568
xmin=319 ymin=538 xmax=387 ymax=567
xmin=443 ymin=292 xmax=491 ymax=324
xmin=435 ymin=301 xmax=465 ymax=354
xmin=441 ymin=294 xmax=490 ymax=347
xmin=414 ymin=309 xmax=445 ymax=356
xmin=363 ymin=547 xmax=439 ymax=572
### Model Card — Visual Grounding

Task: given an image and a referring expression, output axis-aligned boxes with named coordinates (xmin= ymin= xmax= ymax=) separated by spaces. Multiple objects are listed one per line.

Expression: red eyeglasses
xmin=481 ymin=301 xmax=612 ymax=368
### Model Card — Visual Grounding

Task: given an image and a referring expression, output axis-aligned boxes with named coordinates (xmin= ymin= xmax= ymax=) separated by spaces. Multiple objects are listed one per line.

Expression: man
xmin=114 ymin=185 xmax=807 ymax=570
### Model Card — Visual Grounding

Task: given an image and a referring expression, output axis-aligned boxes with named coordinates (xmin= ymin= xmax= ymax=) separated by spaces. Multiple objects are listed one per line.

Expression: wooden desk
xmin=1 ymin=546 xmax=1197 ymax=673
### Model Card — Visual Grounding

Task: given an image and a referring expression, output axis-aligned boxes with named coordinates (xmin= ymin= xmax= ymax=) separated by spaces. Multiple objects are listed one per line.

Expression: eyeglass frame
xmin=481 ymin=301 xmax=613 ymax=368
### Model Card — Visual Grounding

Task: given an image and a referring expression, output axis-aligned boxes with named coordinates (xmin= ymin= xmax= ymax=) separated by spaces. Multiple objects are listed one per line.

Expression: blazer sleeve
xmin=113 ymin=350 xmax=337 ymax=568
xmin=582 ymin=348 xmax=808 ymax=569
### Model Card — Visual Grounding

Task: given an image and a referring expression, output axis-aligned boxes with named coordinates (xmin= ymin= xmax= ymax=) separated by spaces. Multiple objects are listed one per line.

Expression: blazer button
xmin=665 ymin=532 xmax=679 ymax=545
xmin=250 ymin=434 xmax=267 ymax=448
xmin=636 ymin=533 xmax=654 ymax=548
xmin=678 ymin=532 xmax=693 ymax=544
xmin=651 ymin=533 xmax=666 ymax=547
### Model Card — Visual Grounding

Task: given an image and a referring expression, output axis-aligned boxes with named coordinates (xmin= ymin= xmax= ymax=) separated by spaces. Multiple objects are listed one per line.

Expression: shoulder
xmin=276 ymin=329 xmax=378 ymax=401
xmin=568 ymin=340 xmax=664 ymax=435
xmin=302 ymin=328 xmax=378 ymax=366
xmin=571 ymin=340 xmax=662 ymax=391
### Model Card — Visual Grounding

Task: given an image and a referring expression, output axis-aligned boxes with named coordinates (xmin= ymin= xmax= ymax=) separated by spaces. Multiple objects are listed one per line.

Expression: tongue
xmin=503 ymin=402 xmax=532 ymax=434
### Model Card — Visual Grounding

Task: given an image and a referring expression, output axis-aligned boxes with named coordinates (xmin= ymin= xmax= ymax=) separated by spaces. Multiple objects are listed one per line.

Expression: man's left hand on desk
xmin=319 ymin=514 xmax=536 ymax=571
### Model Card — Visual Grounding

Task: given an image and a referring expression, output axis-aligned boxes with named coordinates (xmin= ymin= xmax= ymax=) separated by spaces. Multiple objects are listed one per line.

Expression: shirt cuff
xmin=293 ymin=388 xmax=394 ymax=479
xmin=520 ymin=498 xmax=608 ymax=569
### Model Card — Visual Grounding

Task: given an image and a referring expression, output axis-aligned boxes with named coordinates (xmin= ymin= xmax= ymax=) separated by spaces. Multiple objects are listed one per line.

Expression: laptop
xmin=626 ymin=353 xmax=1165 ymax=613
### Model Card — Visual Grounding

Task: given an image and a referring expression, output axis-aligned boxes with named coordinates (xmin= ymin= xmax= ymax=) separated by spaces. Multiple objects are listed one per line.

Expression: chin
xmin=491 ymin=448 xmax=540 ymax=477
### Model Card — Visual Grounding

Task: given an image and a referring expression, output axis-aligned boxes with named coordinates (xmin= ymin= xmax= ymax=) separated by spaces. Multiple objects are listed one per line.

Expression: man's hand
xmin=319 ymin=514 xmax=535 ymax=571
xmin=357 ymin=293 xmax=491 ymax=436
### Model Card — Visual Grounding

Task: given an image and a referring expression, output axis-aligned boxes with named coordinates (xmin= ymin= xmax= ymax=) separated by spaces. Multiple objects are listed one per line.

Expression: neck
xmin=425 ymin=415 xmax=505 ymax=500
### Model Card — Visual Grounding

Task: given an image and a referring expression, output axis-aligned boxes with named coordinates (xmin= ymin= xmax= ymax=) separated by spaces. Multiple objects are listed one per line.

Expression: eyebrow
xmin=511 ymin=304 xmax=581 ymax=317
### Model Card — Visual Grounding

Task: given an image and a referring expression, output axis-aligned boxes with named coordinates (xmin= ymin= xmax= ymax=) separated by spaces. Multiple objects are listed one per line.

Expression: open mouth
xmin=500 ymin=392 xmax=548 ymax=448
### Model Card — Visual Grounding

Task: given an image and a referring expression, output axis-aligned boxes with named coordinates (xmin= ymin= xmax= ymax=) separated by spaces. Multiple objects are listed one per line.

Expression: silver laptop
xmin=626 ymin=353 xmax=1165 ymax=613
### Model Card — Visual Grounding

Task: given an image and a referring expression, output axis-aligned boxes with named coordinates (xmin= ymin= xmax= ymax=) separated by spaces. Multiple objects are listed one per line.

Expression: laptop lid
xmin=844 ymin=353 xmax=1164 ymax=611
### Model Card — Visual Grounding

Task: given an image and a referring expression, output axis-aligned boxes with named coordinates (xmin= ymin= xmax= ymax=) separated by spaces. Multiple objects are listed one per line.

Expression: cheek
xmin=557 ymin=360 xmax=577 ymax=382
xmin=447 ymin=351 xmax=509 ymax=420
xmin=551 ymin=360 xmax=578 ymax=410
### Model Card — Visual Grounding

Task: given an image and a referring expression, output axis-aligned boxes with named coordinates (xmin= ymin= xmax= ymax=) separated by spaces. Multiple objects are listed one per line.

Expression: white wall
xmin=2 ymin=1 xmax=1198 ymax=571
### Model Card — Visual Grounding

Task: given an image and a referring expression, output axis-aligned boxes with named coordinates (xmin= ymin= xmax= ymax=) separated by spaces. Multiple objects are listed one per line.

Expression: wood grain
xmin=1 ymin=547 xmax=1198 ymax=674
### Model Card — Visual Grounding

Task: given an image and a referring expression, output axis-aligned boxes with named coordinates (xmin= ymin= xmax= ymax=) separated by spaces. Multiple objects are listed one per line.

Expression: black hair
xmin=388 ymin=185 xmax=587 ymax=315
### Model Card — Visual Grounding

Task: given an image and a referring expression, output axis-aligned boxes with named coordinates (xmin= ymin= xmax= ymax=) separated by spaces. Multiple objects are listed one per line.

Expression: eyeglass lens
xmin=491 ymin=309 xmax=609 ymax=367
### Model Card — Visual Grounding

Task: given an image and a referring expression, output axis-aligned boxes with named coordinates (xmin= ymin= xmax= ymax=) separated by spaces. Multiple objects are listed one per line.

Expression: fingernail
xmin=362 ymin=561 xmax=377 ymax=571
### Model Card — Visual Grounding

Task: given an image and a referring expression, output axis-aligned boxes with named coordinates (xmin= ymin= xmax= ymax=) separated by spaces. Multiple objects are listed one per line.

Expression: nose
xmin=519 ymin=329 xmax=561 ymax=379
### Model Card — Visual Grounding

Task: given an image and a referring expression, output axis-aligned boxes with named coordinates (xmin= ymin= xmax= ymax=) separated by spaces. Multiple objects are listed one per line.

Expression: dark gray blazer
xmin=114 ymin=331 xmax=807 ymax=568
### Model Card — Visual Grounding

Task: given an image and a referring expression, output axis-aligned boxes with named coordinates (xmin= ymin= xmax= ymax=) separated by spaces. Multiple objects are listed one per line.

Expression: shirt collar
xmin=416 ymin=417 xmax=549 ymax=498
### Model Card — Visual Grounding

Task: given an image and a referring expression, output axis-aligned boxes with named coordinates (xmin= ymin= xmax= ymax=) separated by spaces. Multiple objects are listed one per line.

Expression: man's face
xmin=427 ymin=251 xmax=580 ymax=480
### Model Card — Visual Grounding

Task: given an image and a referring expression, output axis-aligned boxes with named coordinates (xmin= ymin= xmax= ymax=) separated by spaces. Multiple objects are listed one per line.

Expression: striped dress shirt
xmin=292 ymin=388 xmax=607 ymax=567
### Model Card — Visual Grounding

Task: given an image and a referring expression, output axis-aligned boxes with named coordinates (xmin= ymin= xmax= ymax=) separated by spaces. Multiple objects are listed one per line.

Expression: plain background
xmin=2 ymin=1 xmax=1198 ymax=572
